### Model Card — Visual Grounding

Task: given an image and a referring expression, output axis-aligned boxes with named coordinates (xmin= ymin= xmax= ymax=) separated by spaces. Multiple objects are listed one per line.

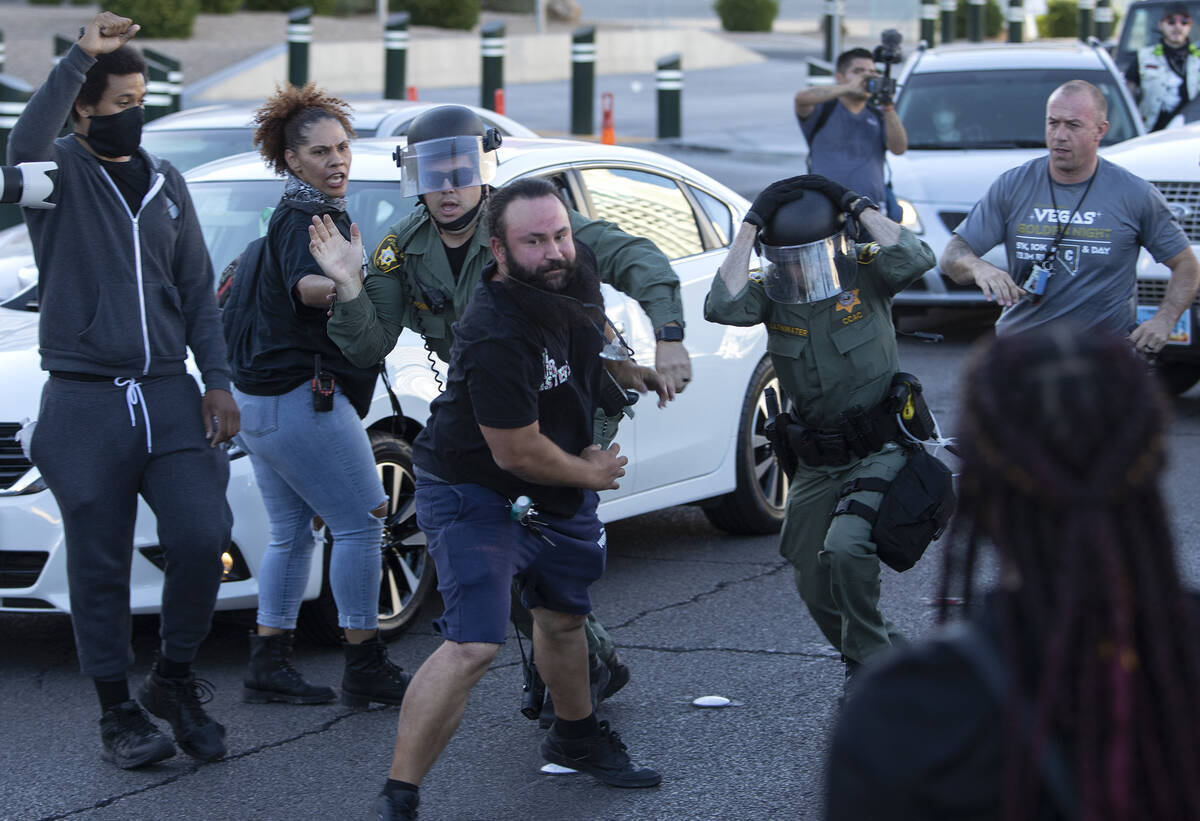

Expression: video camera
xmin=1 ymin=162 xmax=57 ymax=209
xmin=866 ymin=29 xmax=903 ymax=108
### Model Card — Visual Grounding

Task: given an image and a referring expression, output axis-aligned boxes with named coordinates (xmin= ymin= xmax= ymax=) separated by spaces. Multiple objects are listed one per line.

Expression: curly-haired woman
xmin=232 ymin=84 xmax=408 ymax=708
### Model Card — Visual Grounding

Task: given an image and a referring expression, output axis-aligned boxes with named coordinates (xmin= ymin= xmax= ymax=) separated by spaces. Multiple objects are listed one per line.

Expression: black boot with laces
xmin=99 ymin=700 xmax=176 ymax=769
xmin=138 ymin=671 xmax=227 ymax=761
xmin=541 ymin=719 xmax=662 ymax=788
xmin=341 ymin=635 xmax=411 ymax=709
xmin=243 ymin=631 xmax=336 ymax=704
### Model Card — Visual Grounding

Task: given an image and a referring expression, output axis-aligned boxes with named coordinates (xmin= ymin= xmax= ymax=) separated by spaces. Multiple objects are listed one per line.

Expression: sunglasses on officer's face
xmin=1164 ymin=15 xmax=1192 ymax=24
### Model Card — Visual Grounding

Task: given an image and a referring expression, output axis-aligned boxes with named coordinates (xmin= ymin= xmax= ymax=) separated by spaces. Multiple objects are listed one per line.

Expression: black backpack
xmin=219 ymin=235 xmax=270 ymax=384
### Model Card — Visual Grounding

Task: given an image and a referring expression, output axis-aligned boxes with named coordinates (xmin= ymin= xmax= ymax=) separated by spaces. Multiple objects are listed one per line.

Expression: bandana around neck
xmin=283 ymin=173 xmax=347 ymax=212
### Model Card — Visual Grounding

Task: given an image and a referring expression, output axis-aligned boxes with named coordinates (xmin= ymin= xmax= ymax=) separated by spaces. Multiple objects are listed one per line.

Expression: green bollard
xmin=571 ymin=26 xmax=595 ymax=136
xmin=0 ymin=74 xmax=32 ymax=230
xmin=921 ymin=0 xmax=938 ymax=45
xmin=384 ymin=12 xmax=410 ymax=101
xmin=481 ymin=21 xmax=505 ymax=112
xmin=143 ymin=48 xmax=181 ymax=114
xmin=655 ymin=53 xmax=682 ymax=140
xmin=142 ymin=56 xmax=172 ymax=123
xmin=1078 ymin=0 xmax=1095 ymax=41
xmin=1095 ymin=0 xmax=1113 ymax=41
xmin=940 ymin=0 xmax=957 ymax=44
xmin=288 ymin=7 xmax=312 ymax=89
xmin=823 ymin=0 xmax=844 ymax=63
xmin=968 ymin=0 xmax=985 ymax=41
xmin=1008 ymin=0 xmax=1024 ymax=42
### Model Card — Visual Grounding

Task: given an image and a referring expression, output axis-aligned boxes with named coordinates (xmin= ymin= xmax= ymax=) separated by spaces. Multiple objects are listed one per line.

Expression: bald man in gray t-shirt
xmin=955 ymin=154 xmax=1188 ymax=337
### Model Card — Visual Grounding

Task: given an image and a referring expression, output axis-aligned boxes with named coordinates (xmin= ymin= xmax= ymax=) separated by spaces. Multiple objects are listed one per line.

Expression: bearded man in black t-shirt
xmin=328 ymin=177 xmax=674 ymax=820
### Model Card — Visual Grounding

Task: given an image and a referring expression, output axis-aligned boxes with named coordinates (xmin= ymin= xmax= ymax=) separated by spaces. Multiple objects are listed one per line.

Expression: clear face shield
xmin=760 ymin=232 xmax=858 ymax=304
xmin=397 ymin=135 xmax=498 ymax=197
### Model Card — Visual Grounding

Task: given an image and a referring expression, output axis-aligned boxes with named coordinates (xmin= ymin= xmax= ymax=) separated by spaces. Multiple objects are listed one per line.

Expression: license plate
xmin=1137 ymin=305 xmax=1192 ymax=345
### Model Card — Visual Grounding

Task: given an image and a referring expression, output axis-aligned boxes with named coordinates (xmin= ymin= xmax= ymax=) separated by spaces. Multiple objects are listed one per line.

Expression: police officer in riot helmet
xmin=316 ymin=103 xmax=693 ymax=724
xmin=705 ymin=173 xmax=937 ymax=699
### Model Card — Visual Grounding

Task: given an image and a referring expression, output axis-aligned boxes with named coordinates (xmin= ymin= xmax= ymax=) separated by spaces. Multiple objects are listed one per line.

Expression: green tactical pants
xmin=509 ymin=587 xmax=616 ymax=662
xmin=779 ymin=443 xmax=909 ymax=665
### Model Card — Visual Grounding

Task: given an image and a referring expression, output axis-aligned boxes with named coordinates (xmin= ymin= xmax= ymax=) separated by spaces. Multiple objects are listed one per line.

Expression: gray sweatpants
xmin=31 ymin=373 xmax=232 ymax=679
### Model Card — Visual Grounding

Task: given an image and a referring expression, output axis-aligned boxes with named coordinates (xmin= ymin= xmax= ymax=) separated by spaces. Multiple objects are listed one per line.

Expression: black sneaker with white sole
xmin=540 ymin=720 xmax=662 ymax=788
xmin=99 ymin=700 xmax=176 ymax=769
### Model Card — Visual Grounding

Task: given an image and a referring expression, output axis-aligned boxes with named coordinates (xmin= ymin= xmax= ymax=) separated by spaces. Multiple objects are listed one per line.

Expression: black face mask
xmin=80 ymin=106 xmax=144 ymax=158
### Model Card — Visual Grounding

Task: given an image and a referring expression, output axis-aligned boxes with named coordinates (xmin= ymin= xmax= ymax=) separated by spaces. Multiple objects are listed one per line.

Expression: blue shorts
xmin=414 ymin=473 xmax=606 ymax=645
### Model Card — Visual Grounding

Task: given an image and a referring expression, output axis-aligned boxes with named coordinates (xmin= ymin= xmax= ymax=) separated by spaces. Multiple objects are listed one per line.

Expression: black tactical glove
xmin=793 ymin=174 xmax=861 ymax=213
xmin=744 ymin=175 xmax=810 ymax=230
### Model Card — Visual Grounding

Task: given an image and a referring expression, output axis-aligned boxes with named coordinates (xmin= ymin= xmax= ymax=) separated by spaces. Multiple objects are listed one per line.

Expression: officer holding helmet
xmin=321 ymin=104 xmax=691 ymax=717
xmin=704 ymin=174 xmax=935 ymax=696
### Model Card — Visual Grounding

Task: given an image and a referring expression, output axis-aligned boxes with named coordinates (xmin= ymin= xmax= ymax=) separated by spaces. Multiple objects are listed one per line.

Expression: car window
xmin=690 ymin=185 xmax=734 ymax=246
xmin=898 ymin=68 xmax=1140 ymax=149
xmin=1119 ymin=3 xmax=1200 ymax=59
xmin=188 ymin=180 xmax=418 ymax=275
xmin=142 ymin=129 xmax=257 ymax=172
xmin=579 ymin=167 xmax=705 ymax=260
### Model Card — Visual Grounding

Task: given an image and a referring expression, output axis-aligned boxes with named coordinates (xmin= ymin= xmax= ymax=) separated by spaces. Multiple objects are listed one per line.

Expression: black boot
xmin=341 ymin=636 xmax=411 ymax=709
xmin=243 ymin=631 xmax=336 ymax=705
xmin=137 ymin=671 xmax=227 ymax=762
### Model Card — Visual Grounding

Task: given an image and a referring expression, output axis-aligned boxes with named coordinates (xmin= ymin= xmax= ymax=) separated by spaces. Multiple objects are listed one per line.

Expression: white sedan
xmin=0 ymin=137 xmax=783 ymax=643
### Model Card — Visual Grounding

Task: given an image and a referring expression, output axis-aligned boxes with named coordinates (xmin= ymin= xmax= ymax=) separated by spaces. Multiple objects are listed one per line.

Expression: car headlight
xmin=895 ymin=198 xmax=923 ymax=234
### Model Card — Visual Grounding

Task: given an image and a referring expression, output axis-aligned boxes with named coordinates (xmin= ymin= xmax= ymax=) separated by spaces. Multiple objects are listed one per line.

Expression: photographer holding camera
xmin=794 ymin=39 xmax=907 ymax=219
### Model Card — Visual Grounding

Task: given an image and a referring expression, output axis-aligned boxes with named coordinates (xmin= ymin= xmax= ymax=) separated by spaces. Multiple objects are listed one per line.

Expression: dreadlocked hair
xmin=939 ymin=324 xmax=1200 ymax=821
xmin=252 ymin=83 xmax=355 ymax=177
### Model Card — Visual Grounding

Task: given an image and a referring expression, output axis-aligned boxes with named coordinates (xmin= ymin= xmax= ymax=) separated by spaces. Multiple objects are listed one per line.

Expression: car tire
xmin=296 ymin=430 xmax=436 ymax=645
xmin=1156 ymin=361 xmax=1200 ymax=396
xmin=702 ymin=356 xmax=789 ymax=535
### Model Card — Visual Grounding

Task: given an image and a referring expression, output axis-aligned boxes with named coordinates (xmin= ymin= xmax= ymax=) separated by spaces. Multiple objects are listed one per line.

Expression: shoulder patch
xmin=372 ymin=234 xmax=404 ymax=273
xmin=856 ymin=242 xmax=881 ymax=265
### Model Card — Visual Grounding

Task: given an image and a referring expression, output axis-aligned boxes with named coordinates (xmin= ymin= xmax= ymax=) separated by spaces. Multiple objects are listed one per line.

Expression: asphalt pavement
xmin=6 ymin=327 xmax=1200 ymax=821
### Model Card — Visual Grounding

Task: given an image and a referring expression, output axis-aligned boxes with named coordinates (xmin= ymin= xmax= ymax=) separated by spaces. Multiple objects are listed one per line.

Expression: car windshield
xmin=143 ymin=126 xmax=381 ymax=172
xmin=187 ymin=179 xmax=418 ymax=275
xmin=898 ymin=68 xmax=1140 ymax=149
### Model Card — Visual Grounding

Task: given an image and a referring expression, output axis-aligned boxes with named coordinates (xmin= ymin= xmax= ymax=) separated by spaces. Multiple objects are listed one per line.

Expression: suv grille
xmin=1151 ymin=181 xmax=1200 ymax=242
xmin=0 ymin=551 xmax=49 ymax=589
xmin=0 ymin=423 xmax=33 ymax=488
xmin=1138 ymin=279 xmax=1200 ymax=307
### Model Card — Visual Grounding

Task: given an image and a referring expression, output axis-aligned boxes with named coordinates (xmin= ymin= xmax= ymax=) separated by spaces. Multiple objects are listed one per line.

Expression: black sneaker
xmin=541 ymin=720 xmax=662 ymax=788
xmin=99 ymin=700 xmax=176 ymax=769
xmin=370 ymin=789 xmax=419 ymax=820
xmin=138 ymin=671 xmax=228 ymax=762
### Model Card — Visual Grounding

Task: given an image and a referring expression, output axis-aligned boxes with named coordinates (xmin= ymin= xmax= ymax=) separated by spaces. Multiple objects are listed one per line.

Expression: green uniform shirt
xmin=704 ymin=229 xmax=935 ymax=429
xmin=328 ymin=207 xmax=684 ymax=368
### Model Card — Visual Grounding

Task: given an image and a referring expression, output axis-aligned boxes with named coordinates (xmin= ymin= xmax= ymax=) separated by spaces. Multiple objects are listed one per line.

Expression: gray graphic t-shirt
xmin=956 ymin=156 xmax=1188 ymax=336
xmin=800 ymin=101 xmax=887 ymax=206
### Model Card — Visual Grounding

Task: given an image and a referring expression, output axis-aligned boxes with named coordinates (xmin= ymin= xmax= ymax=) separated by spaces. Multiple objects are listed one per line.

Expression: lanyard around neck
xmin=1041 ymin=162 xmax=1098 ymax=266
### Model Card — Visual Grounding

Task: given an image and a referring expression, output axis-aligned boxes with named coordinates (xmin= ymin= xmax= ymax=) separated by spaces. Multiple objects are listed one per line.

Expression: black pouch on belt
xmin=814 ymin=431 xmax=851 ymax=466
xmin=839 ymin=406 xmax=874 ymax=459
xmin=763 ymin=387 xmax=799 ymax=478
xmin=788 ymin=426 xmax=823 ymax=468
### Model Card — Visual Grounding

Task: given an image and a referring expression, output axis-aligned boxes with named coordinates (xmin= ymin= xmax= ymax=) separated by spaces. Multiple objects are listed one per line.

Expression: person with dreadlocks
xmin=824 ymin=325 xmax=1200 ymax=820
xmin=228 ymin=84 xmax=409 ymax=710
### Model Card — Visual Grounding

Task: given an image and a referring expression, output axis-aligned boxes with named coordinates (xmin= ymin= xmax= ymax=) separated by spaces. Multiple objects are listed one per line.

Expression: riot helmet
xmin=760 ymin=189 xmax=856 ymax=304
xmin=394 ymin=105 xmax=502 ymax=197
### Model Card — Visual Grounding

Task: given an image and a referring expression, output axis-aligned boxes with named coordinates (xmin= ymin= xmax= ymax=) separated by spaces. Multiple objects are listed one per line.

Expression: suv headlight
xmin=896 ymin=197 xmax=923 ymax=234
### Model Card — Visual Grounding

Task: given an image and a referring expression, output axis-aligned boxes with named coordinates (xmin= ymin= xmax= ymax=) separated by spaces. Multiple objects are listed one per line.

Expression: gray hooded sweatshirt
xmin=7 ymin=44 xmax=230 ymax=391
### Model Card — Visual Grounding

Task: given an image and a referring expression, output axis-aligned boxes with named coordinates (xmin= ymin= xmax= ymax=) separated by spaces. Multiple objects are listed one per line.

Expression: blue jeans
xmin=234 ymin=383 xmax=386 ymax=631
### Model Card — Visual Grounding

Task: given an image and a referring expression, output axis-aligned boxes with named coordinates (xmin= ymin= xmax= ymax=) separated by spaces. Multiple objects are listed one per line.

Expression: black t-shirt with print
xmin=412 ymin=258 xmax=604 ymax=518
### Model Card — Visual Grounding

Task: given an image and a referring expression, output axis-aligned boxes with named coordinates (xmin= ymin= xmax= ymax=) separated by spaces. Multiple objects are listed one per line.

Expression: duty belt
xmin=765 ymin=400 xmax=900 ymax=473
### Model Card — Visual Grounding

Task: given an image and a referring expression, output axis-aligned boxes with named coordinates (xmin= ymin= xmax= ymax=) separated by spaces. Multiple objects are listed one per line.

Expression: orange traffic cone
xmin=406 ymin=85 xmax=418 ymax=101
xmin=494 ymin=88 xmax=506 ymax=116
xmin=601 ymin=92 xmax=615 ymax=145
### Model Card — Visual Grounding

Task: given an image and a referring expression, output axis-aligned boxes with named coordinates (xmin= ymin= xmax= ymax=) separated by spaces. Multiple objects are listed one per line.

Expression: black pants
xmin=32 ymin=373 xmax=231 ymax=678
